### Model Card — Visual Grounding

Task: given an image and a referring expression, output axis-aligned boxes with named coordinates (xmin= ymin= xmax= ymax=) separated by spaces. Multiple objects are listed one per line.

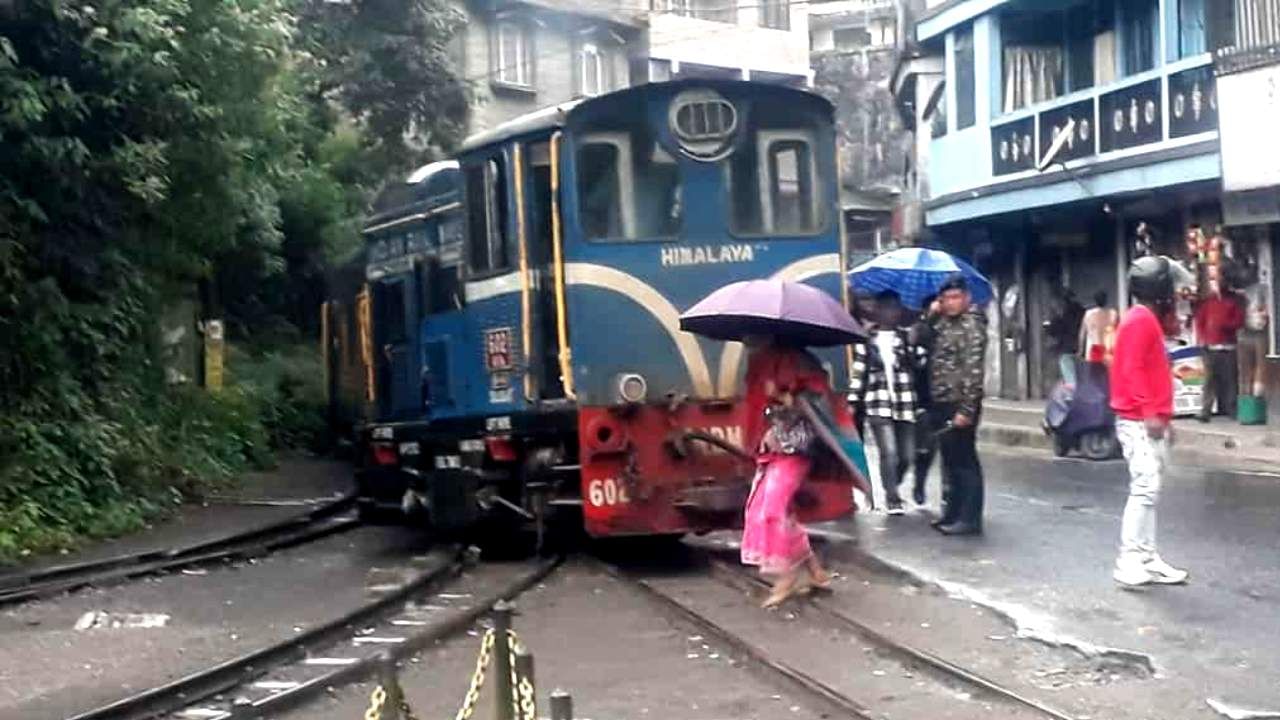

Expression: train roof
xmin=363 ymin=160 xmax=461 ymax=234
xmin=457 ymin=80 xmax=834 ymax=154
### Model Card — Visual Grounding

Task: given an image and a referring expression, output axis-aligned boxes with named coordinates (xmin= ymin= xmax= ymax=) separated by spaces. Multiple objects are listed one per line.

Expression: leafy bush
xmin=229 ymin=341 xmax=333 ymax=454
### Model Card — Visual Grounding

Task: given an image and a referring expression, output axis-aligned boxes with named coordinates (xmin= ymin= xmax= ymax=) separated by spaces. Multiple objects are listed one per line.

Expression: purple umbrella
xmin=679 ymin=279 xmax=866 ymax=347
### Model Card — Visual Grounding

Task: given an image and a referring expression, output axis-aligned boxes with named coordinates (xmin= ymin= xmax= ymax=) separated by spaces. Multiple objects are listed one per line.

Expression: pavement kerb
xmin=976 ymin=422 xmax=1280 ymax=475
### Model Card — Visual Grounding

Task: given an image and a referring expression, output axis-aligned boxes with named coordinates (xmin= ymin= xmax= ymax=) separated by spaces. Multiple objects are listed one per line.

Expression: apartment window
xmin=653 ymin=0 xmax=736 ymax=23
xmin=1120 ymin=0 xmax=1156 ymax=76
xmin=761 ymin=0 xmax=790 ymax=30
xmin=580 ymin=43 xmax=605 ymax=96
xmin=834 ymin=26 xmax=872 ymax=50
xmin=494 ymin=20 xmax=533 ymax=87
xmin=954 ymin=25 xmax=975 ymax=130
xmin=1178 ymin=0 xmax=1236 ymax=57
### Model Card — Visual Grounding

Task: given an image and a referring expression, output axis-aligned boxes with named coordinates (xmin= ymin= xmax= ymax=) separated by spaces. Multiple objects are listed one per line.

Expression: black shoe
xmin=912 ymin=485 xmax=926 ymax=506
xmin=886 ymin=499 xmax=906 ymax=516
xmin=1197 ymin=415 xmax=1210 ymax=423
xmin=937 ymin=522 xmax=981 ymax=536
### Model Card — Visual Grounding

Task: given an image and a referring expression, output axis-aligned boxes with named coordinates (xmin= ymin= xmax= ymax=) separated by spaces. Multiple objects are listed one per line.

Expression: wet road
xmin=829 ymin=447 xmax=1280 ymax=717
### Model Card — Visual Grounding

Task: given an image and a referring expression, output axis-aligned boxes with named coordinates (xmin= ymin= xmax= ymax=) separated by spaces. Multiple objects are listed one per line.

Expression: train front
xmin=558 ymin=81 xmax=853 ymax=537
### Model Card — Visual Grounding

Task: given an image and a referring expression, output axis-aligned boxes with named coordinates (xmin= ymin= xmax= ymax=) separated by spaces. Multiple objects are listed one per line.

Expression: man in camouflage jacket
xmin=912 ymin=274 xmax=988 ymax=535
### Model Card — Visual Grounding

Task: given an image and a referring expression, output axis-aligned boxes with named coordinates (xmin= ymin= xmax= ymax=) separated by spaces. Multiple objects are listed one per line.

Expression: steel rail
xmin=0 ymin=493 xmax=357 ymax=606
xmin=65 ymin=547 xmax=468 ymax=720
xmin=234 ymin=555 xmax=564 ymax=720
xmin=706 ymin=557 xmax=1078 ymax=720
xmin=593 ymin=559 xmax=877 ymax=720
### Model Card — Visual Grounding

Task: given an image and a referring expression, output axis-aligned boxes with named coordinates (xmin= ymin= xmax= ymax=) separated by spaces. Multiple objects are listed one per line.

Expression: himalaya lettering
xmin=660 ymin=244 xmax=755 ymax=267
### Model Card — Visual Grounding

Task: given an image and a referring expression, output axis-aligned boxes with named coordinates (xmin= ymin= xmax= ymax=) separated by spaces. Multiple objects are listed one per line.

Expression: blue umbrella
xmin=848 ymin=248 xmax=994 ymax=311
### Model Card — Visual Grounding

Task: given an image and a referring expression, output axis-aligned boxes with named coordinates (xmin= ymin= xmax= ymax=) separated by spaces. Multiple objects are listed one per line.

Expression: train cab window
xmin=728 ymin=129 xmax=822 ymax=236
xmin=577 ymin=132 xmax=680 ymax=241
xmin=465 ymin=157 xmax=511 ymax=275
xmin=767 ymin=139 xmax=816 ymax=234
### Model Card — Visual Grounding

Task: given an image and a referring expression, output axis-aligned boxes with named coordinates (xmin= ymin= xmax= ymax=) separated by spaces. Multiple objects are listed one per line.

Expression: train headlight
xmin=617 ymin=373 xmax=648 ymax=404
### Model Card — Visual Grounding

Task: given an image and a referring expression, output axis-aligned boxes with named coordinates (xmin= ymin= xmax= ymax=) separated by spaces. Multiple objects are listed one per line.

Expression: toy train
xmin=323 ymin=80 xmax=858 ymax=550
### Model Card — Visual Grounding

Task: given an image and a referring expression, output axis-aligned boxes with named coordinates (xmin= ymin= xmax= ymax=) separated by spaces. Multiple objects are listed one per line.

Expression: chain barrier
xmin=362 ymin=625 xmax=537 ymax=720
xmin=364 ymin=686 xmax=387 ymax=720
xmin=361 ymin=658 xmax=423 ymax=720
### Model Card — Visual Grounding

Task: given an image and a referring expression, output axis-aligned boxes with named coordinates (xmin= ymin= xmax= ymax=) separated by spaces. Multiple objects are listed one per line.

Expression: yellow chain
xmin=507 ymin=630 xmax=537 ymax=720
xmin=399 ymin=696 xmax=420 ymax=720
xmin=454 ymin=629 xmax=496 ymax=720
xmin=364 ymin=685 xmax=387 ymax=720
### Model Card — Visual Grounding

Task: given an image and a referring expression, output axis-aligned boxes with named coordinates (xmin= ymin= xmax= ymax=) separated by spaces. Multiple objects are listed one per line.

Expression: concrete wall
xmin=647 ymin=5 xmax=811 ymax=79
xmin=812 ymin=46 xmax=912 ymax=202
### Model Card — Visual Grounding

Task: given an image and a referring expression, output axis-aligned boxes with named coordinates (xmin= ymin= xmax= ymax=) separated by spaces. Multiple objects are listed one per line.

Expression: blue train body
xmin=325 ymin=80 xmax=858 ymax=543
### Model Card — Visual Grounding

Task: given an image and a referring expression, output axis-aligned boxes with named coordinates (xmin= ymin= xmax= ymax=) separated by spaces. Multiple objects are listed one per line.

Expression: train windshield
xmin=577 ymin=131 xmax=681 ymax=241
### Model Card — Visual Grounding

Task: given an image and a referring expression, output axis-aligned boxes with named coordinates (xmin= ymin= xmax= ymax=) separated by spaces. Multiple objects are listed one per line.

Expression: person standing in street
xmin=1194 ymin=288 xmax=1244 ymax=422
xmin=1110 ymin=256 xmax=1189 ymax=588
xmin=849 ymin=290 xmax=927 ymax=515
xmin=914 ymin=275 xmax=987 ymax=536
xmin=1047 ymin=290 xmax=1085 ymax=386
xmin=1079 ymin=291 xmax=1118 ymax=365
xmin=1239 ymin=277 xmax=1269 ymax=401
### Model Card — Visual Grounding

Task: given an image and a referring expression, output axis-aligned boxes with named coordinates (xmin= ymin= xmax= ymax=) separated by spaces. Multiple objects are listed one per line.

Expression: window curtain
xmin=1003 ymin=46 xmax=1064 ymax=113
xmin=1179 ymin=0 xmax=1208 ymax=57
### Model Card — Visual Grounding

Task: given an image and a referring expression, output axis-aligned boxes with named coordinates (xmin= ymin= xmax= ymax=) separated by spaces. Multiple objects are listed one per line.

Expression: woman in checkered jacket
xmin=849 ymin=290 xmax=929 ymax=515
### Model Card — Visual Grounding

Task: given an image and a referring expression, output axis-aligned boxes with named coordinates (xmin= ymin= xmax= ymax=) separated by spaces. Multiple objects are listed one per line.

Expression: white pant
xmin=1115 ymin=419 xmax=1168 ymax=566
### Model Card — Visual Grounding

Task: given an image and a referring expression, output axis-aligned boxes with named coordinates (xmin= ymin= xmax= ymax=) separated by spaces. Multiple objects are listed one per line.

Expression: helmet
xmin=1128 ymin=256 xmax=1174 ymax=304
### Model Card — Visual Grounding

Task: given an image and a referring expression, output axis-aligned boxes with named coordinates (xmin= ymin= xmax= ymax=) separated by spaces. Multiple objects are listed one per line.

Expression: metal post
xmin=514 ymin=645 xmax=536 ymax=720
xmin=378 ymin=652 xmax=403 ymax=720
xmin=549 ymin=690 xmax=573 ymax=720
xmin=492 ymin=601 xmax=515 ymax=720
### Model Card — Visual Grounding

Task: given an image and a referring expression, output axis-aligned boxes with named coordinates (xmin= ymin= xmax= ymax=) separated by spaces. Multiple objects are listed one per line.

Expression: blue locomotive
xmin=324 ymin=80 xmax=857 ymax=547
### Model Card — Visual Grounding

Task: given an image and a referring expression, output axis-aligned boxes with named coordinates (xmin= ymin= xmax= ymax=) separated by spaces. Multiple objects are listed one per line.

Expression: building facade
xmin=808 ymin=0 xmax=922 ymax=265
xmin=894 ymin=0 xmax=1280 ymax=419
xmin=458 ymin=0 xmax=816 ymax=135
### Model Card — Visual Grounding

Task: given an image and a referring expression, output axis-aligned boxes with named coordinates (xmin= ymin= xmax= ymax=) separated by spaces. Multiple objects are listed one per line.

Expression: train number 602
xmin=587 ymin=478 xmax=631 ymax=507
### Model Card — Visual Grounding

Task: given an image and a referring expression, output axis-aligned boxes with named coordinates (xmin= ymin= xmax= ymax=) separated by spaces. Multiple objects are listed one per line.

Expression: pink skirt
xmin=740 ymin=454 xmax=813 ymax=576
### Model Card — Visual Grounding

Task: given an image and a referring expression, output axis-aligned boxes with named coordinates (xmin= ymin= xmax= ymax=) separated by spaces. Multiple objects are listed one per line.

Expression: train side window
xmin=374 ymin=280 xmax=407 ymax=344
xmin=465 ymin=157 xmax=511 ymax=275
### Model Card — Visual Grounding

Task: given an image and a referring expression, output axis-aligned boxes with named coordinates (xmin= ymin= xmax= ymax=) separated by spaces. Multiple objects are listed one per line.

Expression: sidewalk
xmin=2 ymin=456 xmax=352 ymax=574
xmin=980 ymin=399 xmax=1280 ymax=474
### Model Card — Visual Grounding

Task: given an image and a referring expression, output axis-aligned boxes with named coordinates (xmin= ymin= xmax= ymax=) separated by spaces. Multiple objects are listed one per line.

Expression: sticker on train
xmin=586 ymin=477 xmax=631 ymax=507
xmin=484 ymin=327 xmax=514 ymax=372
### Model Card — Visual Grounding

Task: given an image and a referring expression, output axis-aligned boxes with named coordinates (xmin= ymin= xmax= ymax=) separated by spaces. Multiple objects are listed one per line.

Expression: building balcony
xmin=927 ymin=54 xmax=1221 ymax=225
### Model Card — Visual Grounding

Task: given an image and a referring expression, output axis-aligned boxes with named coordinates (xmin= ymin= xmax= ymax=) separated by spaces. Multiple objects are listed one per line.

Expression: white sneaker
xmin=1143 ymin=555 xmax=1189 ymax=585
xmin=1113 ymin=561 xmax=1153 ymax=588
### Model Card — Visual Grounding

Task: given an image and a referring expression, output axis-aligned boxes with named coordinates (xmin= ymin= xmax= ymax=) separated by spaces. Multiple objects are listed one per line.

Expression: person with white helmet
xmin=1110 ymin=256 xmax=1190 ymax=588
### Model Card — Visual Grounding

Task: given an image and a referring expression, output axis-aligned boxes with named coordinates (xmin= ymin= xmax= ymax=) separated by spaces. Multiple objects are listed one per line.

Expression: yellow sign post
xmin=204 ymin=319 xmax=225 ymax=391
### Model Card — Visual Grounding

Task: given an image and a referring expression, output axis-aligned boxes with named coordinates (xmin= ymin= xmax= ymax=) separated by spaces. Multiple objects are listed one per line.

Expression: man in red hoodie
xmin=1110 ymin=256 xmax=1189 ymax=588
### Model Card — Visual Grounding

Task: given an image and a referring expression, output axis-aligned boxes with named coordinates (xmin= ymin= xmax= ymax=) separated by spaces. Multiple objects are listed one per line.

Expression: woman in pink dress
xmin=739 ymin=335 xmax=851 ymax=608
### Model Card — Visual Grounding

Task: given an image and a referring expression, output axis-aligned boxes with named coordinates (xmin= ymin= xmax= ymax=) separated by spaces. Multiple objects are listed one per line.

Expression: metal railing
xmin=1236 ymin=0 xmax=1280 ymax=51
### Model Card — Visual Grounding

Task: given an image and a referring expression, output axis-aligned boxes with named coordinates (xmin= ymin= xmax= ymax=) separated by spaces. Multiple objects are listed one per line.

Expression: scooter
xmin=1043 ymin=359 xmax=1121 ymax=460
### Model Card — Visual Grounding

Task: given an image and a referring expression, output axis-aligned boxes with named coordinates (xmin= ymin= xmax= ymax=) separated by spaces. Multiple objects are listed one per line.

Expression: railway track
xmin=66 ymin=549 xmax=562 ymax=720
xmin=598 ymin=549 xmax=1079 ymax=720
xmin=0 ymin=494 xmax=359 ymax=607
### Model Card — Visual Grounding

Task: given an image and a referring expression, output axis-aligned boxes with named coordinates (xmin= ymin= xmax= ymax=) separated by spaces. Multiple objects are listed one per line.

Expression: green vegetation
xmin=0 ymin=0 xmax=468 ymax=561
